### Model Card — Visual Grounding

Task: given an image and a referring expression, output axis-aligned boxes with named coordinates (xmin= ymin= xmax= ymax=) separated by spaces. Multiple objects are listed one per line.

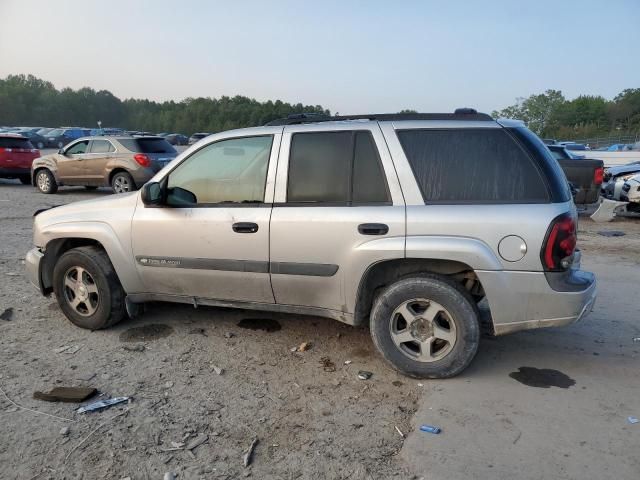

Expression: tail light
xmin=541 ymin=213 xmax=577 ymax=271
xmin=593 ymin=167 xmax=604 ymax=185
xmin=133 ymin=154 xmax=151 ymax=167
xmin=0 ymin=148 xmax=10 ymax=152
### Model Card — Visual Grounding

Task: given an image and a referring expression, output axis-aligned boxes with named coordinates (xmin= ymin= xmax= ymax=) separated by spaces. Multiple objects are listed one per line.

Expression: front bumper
xmin=477 ymin=264 xmax=597 ymax=336
xmin=25 ymin=247 xmax=45 ymax=294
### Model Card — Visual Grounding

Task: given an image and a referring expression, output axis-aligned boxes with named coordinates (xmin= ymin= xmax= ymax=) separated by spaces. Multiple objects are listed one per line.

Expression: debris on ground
xmin=188 ymin=327 xmax=208 ymax=336
xmin=77 ymin=396 xmax=129 ymax=413
xmin=591 ymin=198 xmax=628 ymax=222
xmin=319 ymin=356 xmax=336 ymax=372
xmin=238 ymin=318 xmax=281 ymax=332
xmin=163 ymin=473 xmax=176 ymax=480
xmin=296 ymin=342 xmax=312 ymax=352
xmin=122 ymin=344 xmax=145 ymax=352
xmin=344 ymin=360 xmax=352 ymax=365
xmin=395 ymin=426 xmax=405 ymax=439
xmin=357 ymin=371 xmax=373 ymax=380
xmin=243 ymin=437 xmax=259 ymax=467
xmin=633 ymin=337 xmax=640 ymax=343
xmin=210 ymin=364 xmax=224 ymax=375
xmin=33 ymin=387 xmax=97 ymax=403
xmin=224 ymin=332 xmax=236 ymax=339
xmin=392 ymin=380 xmax=403 ymax=387
xmin=60 ymin=426 xmax=70 ymax=436
xmin=186 ymin=433 xmax=209 ymax=451
xmin=598 ymin=230 xmax=626 ymax=237
xmin=628 ymin=416 xmax=639 ymax=425
xmin=0 ymin=307 xmax=13 ymax=321
xmin=164 ymin=381 xmax=174 ymax=389
xmin=420 ymin=425 xmax=441 ymax=434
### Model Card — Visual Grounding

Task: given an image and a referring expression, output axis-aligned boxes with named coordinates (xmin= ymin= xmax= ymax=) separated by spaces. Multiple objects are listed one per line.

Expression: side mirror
xmin=141 ymin=182 xmax=163 ymax=206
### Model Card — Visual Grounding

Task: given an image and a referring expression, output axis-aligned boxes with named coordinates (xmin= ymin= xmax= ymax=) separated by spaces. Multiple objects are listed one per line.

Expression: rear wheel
xmin=35 ymin=169 xmax=58 ymax=194
xmin=19 ymin=175 xmax=31 ymax=185
xmin=57 ymin=141 xmax=64 ymax=149
xmin=52 ymin=246 xmax=127 ymax=330
xmin=370 ymin=275 xmax=480 ymax=378
xmin=36 ymin=141 xmax=44 ymax=149
xmin=111 ymin=171 xmax=135 ymax=194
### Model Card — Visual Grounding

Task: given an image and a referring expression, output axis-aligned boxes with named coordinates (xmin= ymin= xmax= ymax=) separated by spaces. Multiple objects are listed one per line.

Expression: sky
xmin=0 ymin=0 xmax=638 ymax=114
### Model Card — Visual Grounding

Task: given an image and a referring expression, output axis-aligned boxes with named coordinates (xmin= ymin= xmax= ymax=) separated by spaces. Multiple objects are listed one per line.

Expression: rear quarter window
xmin=119 ymin=138 xmax=176 ymax=154
xmin=397 ymin=128 xmax=550 ymax=203
xmin=0 ymin=137 xmax=34 ymax=149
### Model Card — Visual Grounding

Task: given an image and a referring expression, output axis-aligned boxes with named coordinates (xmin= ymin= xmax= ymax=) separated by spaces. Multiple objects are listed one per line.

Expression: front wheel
xmin=370 ymin=275 xmax=480 ymax=379
xmin=35 ymin=169 xmax=58 ymax=194
xmin=52 ymin=246 xmax=127 ymax=330
xmin=111 ymin=171 xmax=135 ymax=194
xmin=36 ymin=141 xmax=44 ymax=149
xmin=57 ymin=141 xmax=64 ymax=149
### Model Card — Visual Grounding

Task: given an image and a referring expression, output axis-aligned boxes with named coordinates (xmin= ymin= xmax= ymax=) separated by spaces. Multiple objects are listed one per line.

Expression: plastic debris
xmin=186 ymin=434 xmax=209 ymax=451
xmin=164 ymin=473 xmax=176 ymax=480
xmin=344 ymin=360 xmax=352 ymax=365
xmin=210 ymin=364 xmax=224 ymax=375
xmin=224 ymin=332 xmax=236 ymax=339
xmin=243 ymin=437 xmax=259 ymax=467
xmin=357 ymin=371 xmax=373 ymax=380
xmin=628 ymin=416 xmax=639 ymax=425
xmin=297 ymin=342 xmax=312 ymax=352
xmin=0 ymin=307 xmax=13 ymax=321
xmin=420 ymin=424 xmax=441 ymax=434
xmin=33 ymin=387 xmax=97 ymax=403
xmin=395 ymin=426 xmax=405 ymax=438
xmin=60 ymin=426 xmax=70 ymax=436
xmin=591 ymin=198 xmax=628 ymax=222
xmin=319 ymin=356 xmax=336 ymax=372
xmin=77 ymin=396 xmax=129 ymax=413
xmin=633 ymin=337 xmax=640 ymax=343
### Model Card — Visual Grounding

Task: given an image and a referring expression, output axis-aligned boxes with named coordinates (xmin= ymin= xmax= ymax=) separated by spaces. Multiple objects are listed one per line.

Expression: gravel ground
xmin=1 ymin=179 xmax=639 ymax=479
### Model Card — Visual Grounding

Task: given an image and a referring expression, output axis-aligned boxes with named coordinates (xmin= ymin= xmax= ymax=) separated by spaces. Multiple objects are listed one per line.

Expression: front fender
xmin=38 ymin=221 xmax=142 ymax=293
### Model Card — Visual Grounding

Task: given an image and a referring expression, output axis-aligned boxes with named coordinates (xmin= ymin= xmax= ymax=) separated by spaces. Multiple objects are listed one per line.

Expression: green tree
xmin=491 ymin=89 xmax=565 ymax=135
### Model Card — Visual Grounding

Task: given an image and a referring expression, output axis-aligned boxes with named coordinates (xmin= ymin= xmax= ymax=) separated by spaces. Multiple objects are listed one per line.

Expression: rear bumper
xmin=0 ymin=167 xmax=30 ymax=177
xmin=477 ymin=263 xmax=597 ymax=336
xmin=25 ymin=247 xmax=45 ymax=294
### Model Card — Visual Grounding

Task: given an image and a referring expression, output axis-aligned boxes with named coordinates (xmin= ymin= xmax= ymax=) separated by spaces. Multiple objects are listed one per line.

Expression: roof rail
xmin=264 ymin=109 xmax=492 ymax=126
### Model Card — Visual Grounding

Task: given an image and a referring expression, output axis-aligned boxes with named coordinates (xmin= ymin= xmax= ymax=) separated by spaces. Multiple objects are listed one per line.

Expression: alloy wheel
xmin=62 ymin=266 xmax=99 ymax=316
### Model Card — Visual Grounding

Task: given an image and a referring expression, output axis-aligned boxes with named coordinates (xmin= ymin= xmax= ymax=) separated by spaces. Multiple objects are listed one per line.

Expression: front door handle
xmin=358 ymin=223 xmax=389 ymax=235
xmin=232 ymin=222 xmax=259 ymax=233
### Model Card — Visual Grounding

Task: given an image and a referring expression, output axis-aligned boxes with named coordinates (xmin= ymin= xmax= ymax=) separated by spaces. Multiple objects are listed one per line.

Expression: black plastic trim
xmin=270 ymin=262 xmax=339 ymax=277
xmin=544 ymin=269 xmax=595 ymax=293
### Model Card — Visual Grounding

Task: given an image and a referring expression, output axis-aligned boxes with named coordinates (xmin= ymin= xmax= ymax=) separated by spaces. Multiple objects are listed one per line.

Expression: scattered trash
xmin=170 ymin=441 xmax=185 ymax=449
xmin=77 ymin=396 xmax=129 ymax=413
xmin=357 ymin=371 xmax=373 ymax=380
xmin=597 ymin=230 xmax=626 ymax=237
xmin=591 ymin=198 xmax=628 ymax=222
xmin=5 ymin=272 xmax=20 ymax=276
xmin=60 ymin=426 xmax=70 ymax=436
xmin=628 ymin=416 xmax=639 ymax=425
xmin=417 ymin=383 xmax=424 ymax=387
xmin=319 ymin=356 xmax=336 ymax=372
xmin=33 ymin=387 xmax=97 ymax=403
xmin=0 ymin=307 xmax=13 ymax=321
xmin=164 ymin=473 xmax=176 ymax=480
xmin=123 ymin=344 xmax=145 ymax=352
xmin=210 ymin=364 xmax=224 ymax=375
xmin=633 ymin=337 xmax=640 ymax=343
xmin=164 ymin=381 xmax=174 ymax=389
xmin=243 ymin=437 xmax=259 ymax=467
xmin=344 ymin=360 xmax=352 ymax=365
xmin=420 ymin=425 xmax=441 ymax=434
xmin=238 ymin=318 xmax=281 ymax=332
xmin=224 ymin=332 xmax=236 ymax=339
xmin=297 ymin=342 xmax=312 ymax=352
xmin=53 ymin=345 xmax=72 ymax=354
xmin=395 ymin=426 xmax=405 ymax=439
xmin=186 ymin=433 xmax=209 ymax=451
xmin=65 ymin=345 xmax=81 ymax=355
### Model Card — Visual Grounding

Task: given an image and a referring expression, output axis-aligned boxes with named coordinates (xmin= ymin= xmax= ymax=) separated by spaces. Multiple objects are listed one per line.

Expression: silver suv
xmin=26 ymin=111 xmax=597 ymax=378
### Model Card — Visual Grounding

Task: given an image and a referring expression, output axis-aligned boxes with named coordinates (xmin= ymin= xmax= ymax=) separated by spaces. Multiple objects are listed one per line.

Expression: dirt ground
xmin=1 ymin=180 xmax=639 ymax=479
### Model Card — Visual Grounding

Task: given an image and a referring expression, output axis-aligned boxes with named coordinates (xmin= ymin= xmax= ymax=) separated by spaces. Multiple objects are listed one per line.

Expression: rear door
xmin=269 ymin=123 xmax=405 ymax=317
xmin=56 ymin=139 xmax=90 ymax=183
xmin=83 ymin=139 xmax=116 ymax=185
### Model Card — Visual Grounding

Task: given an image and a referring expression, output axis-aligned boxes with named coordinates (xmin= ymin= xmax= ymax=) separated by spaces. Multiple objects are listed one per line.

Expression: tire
xmin=85 ymin=186 xmax=98 ymax=190
xmin=19 ymin=175 xmax=31 ymax=185
xmin=36 ymin=141 xmax=44 ymax=149
xmin=57 ymin=141 xmax=64 ymax=149
xmin=52 ymin=246 xmax=127 ymax=330
xmin=369 ymin=275 xmax=480 ymax=379
xmin=35 ymin=169 xmax=58 ymax=194
xmin=111 ymin=171 xmax=135 ymax=194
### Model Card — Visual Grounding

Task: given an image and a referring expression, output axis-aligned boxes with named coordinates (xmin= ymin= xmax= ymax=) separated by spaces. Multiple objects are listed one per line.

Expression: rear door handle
xmin=358 ymin=223 xmax=389 ymax=235
xmin=232 ymin=222 xmax=259 ymax=233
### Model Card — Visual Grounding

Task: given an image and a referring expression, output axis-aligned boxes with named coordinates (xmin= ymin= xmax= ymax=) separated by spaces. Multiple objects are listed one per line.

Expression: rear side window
xmin=0 ymin=137 xmax=34 ymax=149
xmin=90 ymin=140 xmax=115 ymax=153
xmin=397 ymin=128 xmax=549 ymax=203
xmin=287 ymin=131 xmax=390 ymax=204
xmin=119 ymin=138 xmax=176 ymax=154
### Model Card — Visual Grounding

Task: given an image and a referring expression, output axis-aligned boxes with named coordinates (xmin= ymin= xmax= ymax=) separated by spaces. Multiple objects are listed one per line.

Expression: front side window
xmin=65 ymin=140 xmax=89 ymax=155
xmin=167 ymin=135 xmax=273 ymax=205
xmin=397 ymin=128 xmax=549 ymax=203
xmin=90 ymin=140 xmax=115 ymax=153
xmin=287 ymin=131 xmax=390 ymax=204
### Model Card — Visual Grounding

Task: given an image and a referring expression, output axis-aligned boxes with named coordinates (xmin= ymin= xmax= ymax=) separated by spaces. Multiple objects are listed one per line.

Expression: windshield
xmin=47 ymin=129 xmax=63 ymax=136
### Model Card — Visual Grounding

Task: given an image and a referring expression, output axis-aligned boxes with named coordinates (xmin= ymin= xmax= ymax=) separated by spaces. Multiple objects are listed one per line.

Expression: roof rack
xmin=264 ymin=108 xmax=492 ymax=126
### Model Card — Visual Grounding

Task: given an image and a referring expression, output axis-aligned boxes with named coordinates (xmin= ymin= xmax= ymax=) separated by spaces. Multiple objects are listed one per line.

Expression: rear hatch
xmin=0 ymin=137 xmax=40 ymax=168
xmin=120 ymin=137 xmax=177 ymax=172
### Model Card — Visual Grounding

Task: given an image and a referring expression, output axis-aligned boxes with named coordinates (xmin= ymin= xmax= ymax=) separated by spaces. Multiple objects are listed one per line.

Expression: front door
xmin=131 ymin=132 xmax=281 ymax=304
xmin=269 ymin=124 xmax=406 ymax=316
xmin=56 ymin=139 xmax=90 ymax=184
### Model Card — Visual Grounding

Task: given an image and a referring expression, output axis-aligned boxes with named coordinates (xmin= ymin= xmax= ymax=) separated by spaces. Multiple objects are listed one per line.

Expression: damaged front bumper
xmin=25 ymin=247 xmax=45 ymax=294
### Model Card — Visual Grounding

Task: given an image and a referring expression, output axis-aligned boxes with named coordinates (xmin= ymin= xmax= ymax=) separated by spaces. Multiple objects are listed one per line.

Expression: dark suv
xmin=44 ymin=128 xmax=91 ymax=149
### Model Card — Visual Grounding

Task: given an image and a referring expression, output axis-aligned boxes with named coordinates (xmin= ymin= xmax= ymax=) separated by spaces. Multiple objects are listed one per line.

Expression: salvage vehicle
xmin=621 ymin=173 xmax=640 ymax=212
xmin=547 ymin=145 xmax=604 ymax=204
xmin=0 ymin=134 xmax=40 ymax=184
xmin=26 ymin=111 xmax=597 ymax=379
xmin=188 ymin=132 xmax=212 ymax=145
xmin=32 ymin=136 xmax=177 ymax=194
xmin=601 ymin=162 xmax=640 ymax=200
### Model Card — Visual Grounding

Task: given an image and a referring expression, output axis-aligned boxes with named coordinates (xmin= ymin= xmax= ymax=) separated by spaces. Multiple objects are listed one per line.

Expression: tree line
xmin=1 ymin=74 xmax=638 ymax=140
xmin=0 ymin=74 xmax=329 ymax=134
xmin=492 ymin=88 xmax=640 ymax=140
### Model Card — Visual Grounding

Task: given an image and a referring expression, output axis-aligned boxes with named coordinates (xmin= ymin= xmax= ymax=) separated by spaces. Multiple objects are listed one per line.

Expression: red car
xmin=0 ymin=134 xmax=40 ymax=184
